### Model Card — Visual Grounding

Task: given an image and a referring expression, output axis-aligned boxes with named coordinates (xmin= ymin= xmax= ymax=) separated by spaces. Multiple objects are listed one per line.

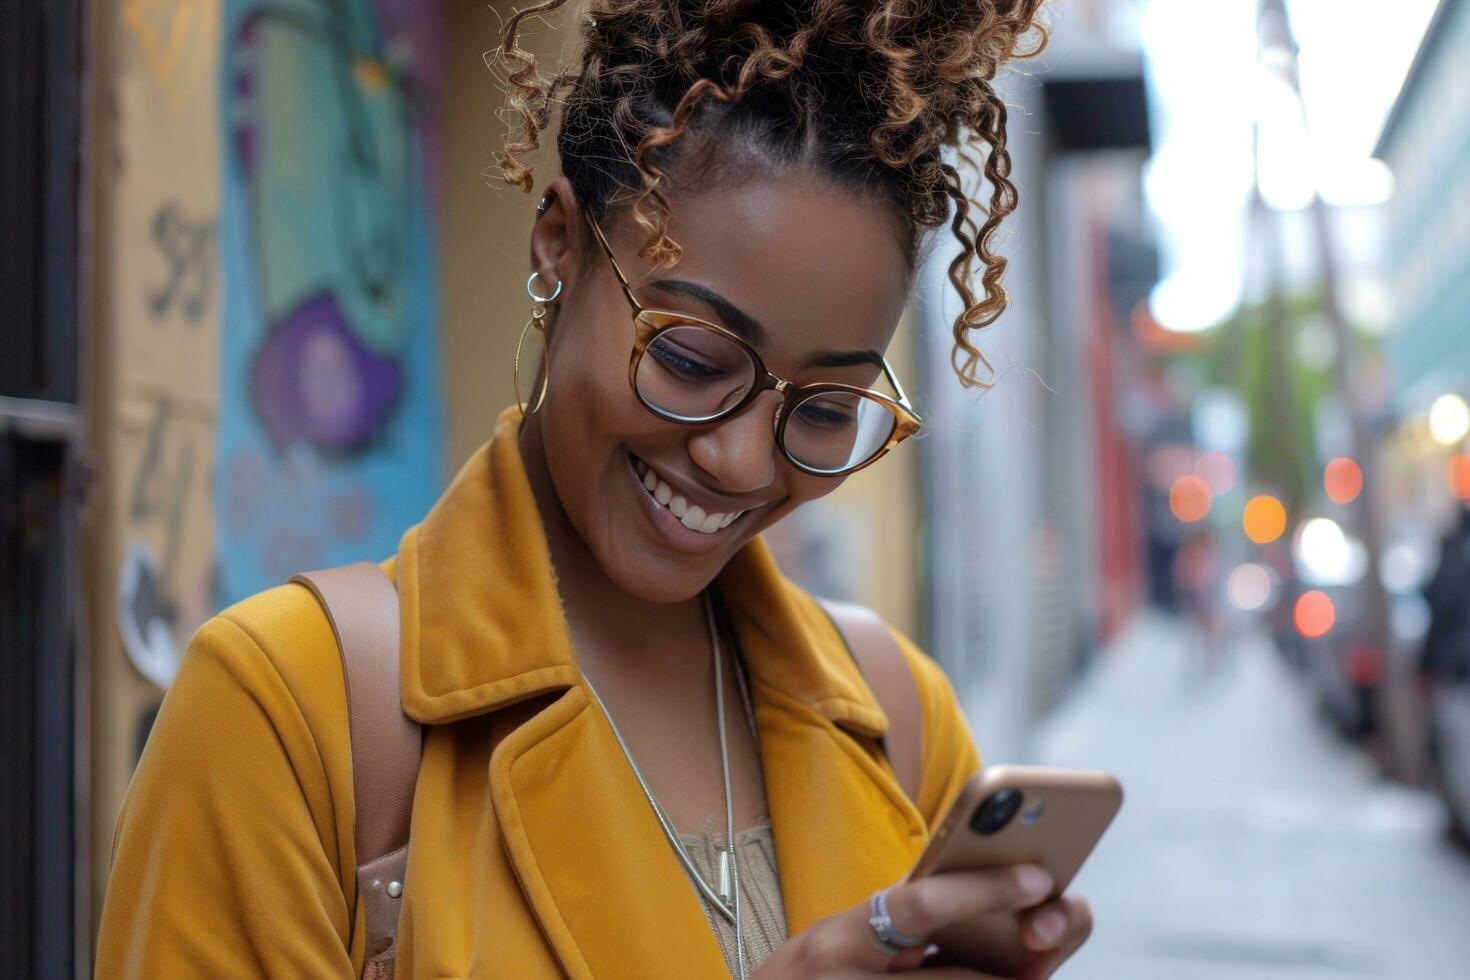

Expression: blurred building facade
xmin=917 ymin=0 xmax=1155 ymax=763
xmin=1376 ymin=0 xmax=1470 ymax=412
xmin=1374 ymin=0 xmax=1470 ymax=534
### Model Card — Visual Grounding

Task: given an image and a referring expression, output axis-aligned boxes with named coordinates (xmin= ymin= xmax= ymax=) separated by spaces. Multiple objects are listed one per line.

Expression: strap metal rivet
xmin=387 ymin=881 xmax=403 ymax=898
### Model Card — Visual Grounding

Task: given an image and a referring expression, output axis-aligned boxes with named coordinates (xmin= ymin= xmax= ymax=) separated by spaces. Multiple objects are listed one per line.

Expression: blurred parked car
xmin=1422 ymin=508 xmax=1470 ymax=845
xmin=1298 ymin=579 xmax=1383 ymax=742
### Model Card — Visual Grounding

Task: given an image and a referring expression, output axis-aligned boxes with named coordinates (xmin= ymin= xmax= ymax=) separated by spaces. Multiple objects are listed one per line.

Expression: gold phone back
xmin=913 ymin=765 xmax=1124 ymax=974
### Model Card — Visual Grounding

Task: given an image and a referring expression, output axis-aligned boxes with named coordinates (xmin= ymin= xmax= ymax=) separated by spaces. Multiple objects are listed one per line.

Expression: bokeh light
xmin=1428 ymin=393 xmax=1470 ymax=447
xmin=1169 ymin=474 xmax=1212 ymax=522
xmin=1196 ymin=451 xmax=1236 ymax=494
xmin=1294 ymin=590 xmax=1336 ymax=638
xmin=1227 ymin=563 xmax=1272 ymax=611
xmin=1381 ymin=543 xmax=1427 ymax=594
xmin=1242 ymin=494 xmax=1287 ymax=544
xmin=1450 ymin=455 xmax=1470 ymax=501
xmin=1323 ymin=457 xmax=1363 ymax=504
xmin=1295 ymin=517 xmax=1368 ymax=586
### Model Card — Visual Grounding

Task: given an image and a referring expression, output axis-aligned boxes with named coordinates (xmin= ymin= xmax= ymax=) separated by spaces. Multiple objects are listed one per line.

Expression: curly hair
xmin=494 ymin=0 xmax=1048 ymax=387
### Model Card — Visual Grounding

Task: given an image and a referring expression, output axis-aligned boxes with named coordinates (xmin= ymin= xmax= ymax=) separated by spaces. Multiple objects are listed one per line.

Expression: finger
xmin=1018 ymin=900 xmax=1069 ymax=953
xmin=885 ymin=864 xmax=1054 ymax=938
xmin=1017 ymin=896 xmax=1094 ymax=980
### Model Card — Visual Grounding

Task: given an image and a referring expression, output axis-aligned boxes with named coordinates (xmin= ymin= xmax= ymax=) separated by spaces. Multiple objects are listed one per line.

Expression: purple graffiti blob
xmin=249 ymin=292 xmax=402 ymax=455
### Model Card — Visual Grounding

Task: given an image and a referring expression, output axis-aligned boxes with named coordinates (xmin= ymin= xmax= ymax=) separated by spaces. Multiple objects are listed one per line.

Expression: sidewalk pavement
xmin=1025 ymin=613 xmax=1470 ymax=979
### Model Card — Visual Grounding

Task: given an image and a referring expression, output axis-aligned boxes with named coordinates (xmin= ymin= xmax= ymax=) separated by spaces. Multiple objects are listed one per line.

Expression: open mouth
xmin=629 ymin=453 xmax=750 ymax=535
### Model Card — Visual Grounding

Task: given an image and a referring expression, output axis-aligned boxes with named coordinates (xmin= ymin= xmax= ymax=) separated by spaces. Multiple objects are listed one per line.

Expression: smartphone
xmin=906 ymin=765 xmax=1124 ymax=975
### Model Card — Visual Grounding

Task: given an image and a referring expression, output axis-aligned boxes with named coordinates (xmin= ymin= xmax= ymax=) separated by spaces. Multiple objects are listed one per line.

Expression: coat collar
xmin=395 ymin=406 xmax=890 ymax=740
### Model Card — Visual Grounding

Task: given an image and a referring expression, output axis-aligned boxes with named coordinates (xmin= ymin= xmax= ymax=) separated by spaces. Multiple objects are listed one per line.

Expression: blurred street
xmin=1031 ymin=615 xmax=1470 ymax=979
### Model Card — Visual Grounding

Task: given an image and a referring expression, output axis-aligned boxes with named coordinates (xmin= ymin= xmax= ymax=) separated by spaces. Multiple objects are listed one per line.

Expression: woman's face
xmin=526 ymin=174 xmax=910 ymax=603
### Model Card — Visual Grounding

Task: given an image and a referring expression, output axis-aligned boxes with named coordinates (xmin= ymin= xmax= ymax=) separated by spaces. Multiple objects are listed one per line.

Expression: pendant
xmin=718 ymin=848 xmax=731 ymax=903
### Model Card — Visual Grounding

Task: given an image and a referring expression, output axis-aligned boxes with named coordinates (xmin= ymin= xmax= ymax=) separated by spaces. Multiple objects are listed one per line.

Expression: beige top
xmin=677 ymin=816 xmax=788 ymax=976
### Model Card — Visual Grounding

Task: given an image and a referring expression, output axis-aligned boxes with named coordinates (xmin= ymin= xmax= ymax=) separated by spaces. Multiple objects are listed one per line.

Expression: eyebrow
xmin=645 ymin=276 xmax=886 ymax=372
xmin=646 ymin=277 xmax=767 ymax=345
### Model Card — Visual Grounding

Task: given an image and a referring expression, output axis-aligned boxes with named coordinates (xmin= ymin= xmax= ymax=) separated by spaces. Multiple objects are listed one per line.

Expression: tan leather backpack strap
xmin=817 ymin=598 xmax=923 ymax=804
xmin=290 ymin=561 xmax=419 ymax=970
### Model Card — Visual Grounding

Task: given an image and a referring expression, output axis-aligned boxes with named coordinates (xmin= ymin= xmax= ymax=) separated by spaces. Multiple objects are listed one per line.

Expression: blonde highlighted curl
xmin=494 ymin=0 xmax=1048 ymax=388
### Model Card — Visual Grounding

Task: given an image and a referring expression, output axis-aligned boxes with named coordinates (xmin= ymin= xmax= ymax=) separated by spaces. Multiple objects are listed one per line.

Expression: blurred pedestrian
xmin=1422 ymin=505 xmax=1470 ymax=681
xmin=1174 ymin=528 xmax=1224 ymax=678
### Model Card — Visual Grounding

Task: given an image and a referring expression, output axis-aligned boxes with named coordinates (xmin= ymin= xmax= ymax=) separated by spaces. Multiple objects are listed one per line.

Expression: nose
xmin=686 ymin=390 xmax=782 ymax=494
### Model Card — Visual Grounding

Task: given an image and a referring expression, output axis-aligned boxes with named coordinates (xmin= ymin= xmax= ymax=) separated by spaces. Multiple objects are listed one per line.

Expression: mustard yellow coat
xmin=96 ymin=408 xmax=981 ymax=979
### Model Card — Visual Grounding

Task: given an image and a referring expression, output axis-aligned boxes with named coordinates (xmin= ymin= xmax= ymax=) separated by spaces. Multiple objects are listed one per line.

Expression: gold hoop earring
xmin=515 ymin=272 xmax=561 ymax=417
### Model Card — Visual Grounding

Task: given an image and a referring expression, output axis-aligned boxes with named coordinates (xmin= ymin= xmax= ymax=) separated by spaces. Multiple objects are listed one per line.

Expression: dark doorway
xmin=1 ymin=0 xmax=85 ymax=975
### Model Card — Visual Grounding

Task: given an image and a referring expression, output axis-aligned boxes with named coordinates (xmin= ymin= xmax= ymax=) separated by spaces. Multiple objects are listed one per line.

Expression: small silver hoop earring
xmin=526 ymin=271 xmax=562 ymax=303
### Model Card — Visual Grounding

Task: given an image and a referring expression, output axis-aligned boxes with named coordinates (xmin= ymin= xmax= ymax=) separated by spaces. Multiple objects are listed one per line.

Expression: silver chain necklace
xmin=580 ymin=590 xmax=757 ymax=980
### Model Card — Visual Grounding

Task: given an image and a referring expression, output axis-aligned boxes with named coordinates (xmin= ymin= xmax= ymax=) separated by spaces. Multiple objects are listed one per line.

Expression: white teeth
xmin=632 ymin=455 xmax=746 ymax=534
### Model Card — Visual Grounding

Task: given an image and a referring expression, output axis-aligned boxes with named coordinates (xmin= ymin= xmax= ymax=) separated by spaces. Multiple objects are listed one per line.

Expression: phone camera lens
xmin=971 ymin=789 xmax=1023 ymax=835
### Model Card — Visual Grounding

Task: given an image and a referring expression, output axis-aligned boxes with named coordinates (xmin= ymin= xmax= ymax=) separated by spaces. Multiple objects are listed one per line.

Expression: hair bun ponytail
xmin=494 ymin=0 xmax=1050 ymax=388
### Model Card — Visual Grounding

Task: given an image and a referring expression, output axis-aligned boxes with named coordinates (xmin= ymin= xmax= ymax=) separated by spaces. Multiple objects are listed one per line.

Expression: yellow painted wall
xmin=82 ymin=0 xmax=224 ymax=944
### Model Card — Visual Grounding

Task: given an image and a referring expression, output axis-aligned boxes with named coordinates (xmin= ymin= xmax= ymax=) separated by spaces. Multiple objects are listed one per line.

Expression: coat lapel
xmin=754 ymin=684 xmax=927 ymax=935
xmin=488 ymin=685 xmax=731 ymax=978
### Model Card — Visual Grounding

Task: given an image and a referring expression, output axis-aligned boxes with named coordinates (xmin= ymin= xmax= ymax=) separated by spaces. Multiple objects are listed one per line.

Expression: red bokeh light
xmin=1450 ymin=455 xmax=1470 ymax=501
xmin=1324 ymin=457 xmax=1363 ymax=504
xmin=1169 ymin=474 xmax=1212 ymax=523
xmin=1294 ymin=590 xmax=1336 ymax=638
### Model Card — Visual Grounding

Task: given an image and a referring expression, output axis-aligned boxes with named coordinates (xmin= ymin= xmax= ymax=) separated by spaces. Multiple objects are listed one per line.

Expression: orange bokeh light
xmin=1324 ymin=457 xmax=1363 ymax=504
xmin=1242 ymin=494 xmax=1287 ymax=544
xmin=1294 ymin=590 xmax=1336 ymax=638
xmin=1196 ymin=452 xmax=1236 ymax=494
xmin=1169 ymin=475 xmax=1212 ymax=522
xmin=1450 ymin=455 xmax=1470 ymax=501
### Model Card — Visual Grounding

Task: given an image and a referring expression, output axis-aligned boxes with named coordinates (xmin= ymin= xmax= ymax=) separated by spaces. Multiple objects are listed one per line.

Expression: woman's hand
xmin=752 ymin=865 xmax=1092 ymax=978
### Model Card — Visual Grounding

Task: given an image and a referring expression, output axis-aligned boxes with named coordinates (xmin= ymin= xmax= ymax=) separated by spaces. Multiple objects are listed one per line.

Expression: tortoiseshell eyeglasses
xmin=582 ymin=211 xmax=922 ymax=476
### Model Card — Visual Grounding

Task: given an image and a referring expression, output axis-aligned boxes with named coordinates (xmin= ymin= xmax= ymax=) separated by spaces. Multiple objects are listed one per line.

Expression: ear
xmin=528 ymin=176 xmax=581 ymax=303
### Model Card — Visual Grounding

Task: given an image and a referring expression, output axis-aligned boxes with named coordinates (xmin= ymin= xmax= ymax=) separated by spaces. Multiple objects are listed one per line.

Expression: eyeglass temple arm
xmin=582 ymin=211 xmax=644 ymax=312
xmin=881 ymin=357 xmax=918 ymax=416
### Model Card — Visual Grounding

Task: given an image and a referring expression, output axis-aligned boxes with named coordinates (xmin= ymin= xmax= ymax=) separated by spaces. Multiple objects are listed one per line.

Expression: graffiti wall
xmin=215 ymin=0 xmax=445 ymax=603
xmin=90 ymin=0 xmax=447 ymax=935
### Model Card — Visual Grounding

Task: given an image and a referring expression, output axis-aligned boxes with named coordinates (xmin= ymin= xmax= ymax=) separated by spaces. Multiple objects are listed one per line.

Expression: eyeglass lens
xmin=635 ymin=324 xmax=898 ymax=474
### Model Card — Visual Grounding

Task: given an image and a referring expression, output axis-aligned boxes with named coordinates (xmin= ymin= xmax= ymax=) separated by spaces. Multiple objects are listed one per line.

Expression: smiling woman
xmin=93 ymin=3 xmax=1098 ymax=980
